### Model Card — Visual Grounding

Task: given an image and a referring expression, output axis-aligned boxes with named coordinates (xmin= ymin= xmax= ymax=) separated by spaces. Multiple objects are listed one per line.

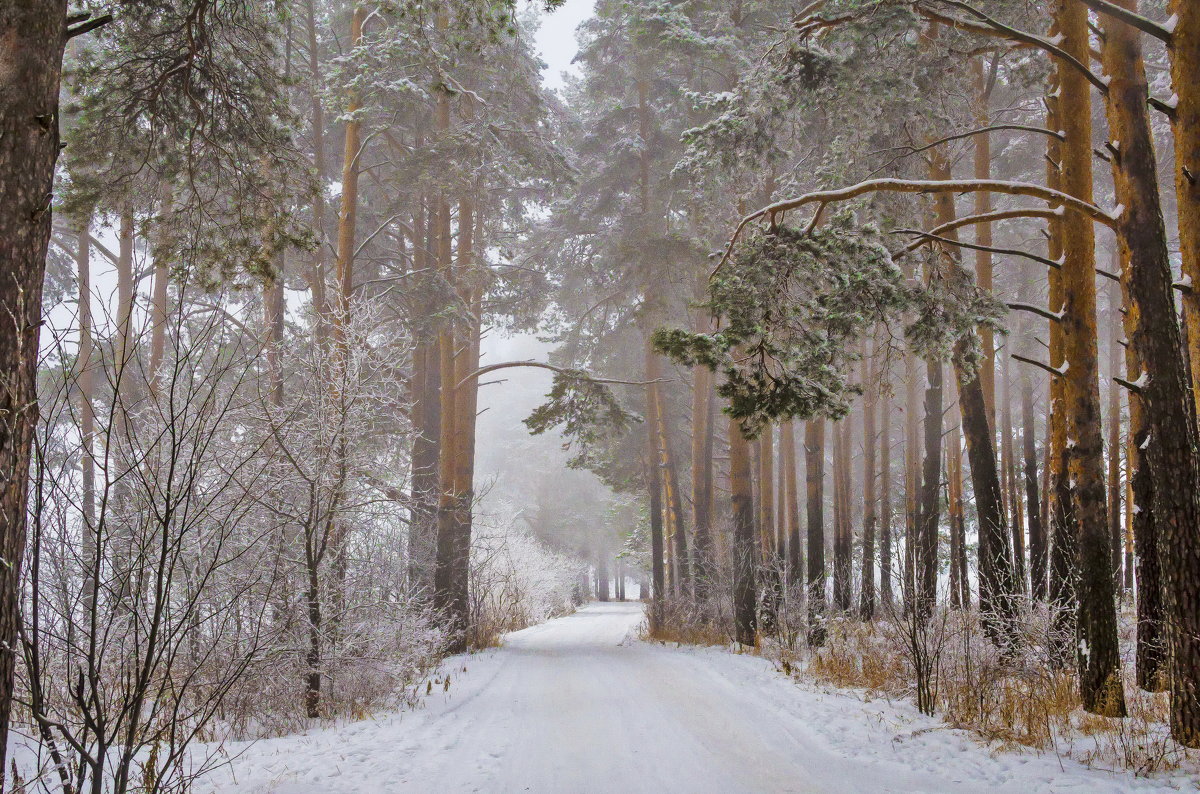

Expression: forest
xmin=2 ymin=0 xmax=1200 ymax=791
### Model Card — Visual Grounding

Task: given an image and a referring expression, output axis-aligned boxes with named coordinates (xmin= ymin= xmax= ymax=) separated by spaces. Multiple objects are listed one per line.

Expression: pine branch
xmin=1011 ymin=353 xmax=1064 ymax=377
xmin=892 ymin=229 xmax=1061 ymax=271
xmin=1075 ymin=0 xmax=1172 ymax=44
xmin=916 ymin=2 xmax=1108 ymax=94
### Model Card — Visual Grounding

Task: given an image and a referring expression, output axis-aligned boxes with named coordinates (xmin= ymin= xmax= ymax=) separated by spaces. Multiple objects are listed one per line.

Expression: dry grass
xmin=644 ymin=594 xmax=734 ymax=647
xmin=652 ymin=585 xmax=1197 ymax=779
xmin=797 ymin=607 xmax=1197 ymax=777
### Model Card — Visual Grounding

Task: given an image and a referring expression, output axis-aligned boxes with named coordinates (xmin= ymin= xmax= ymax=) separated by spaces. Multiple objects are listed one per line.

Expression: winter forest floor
xmin=199 ymin=603 xmax=1194 ymax=793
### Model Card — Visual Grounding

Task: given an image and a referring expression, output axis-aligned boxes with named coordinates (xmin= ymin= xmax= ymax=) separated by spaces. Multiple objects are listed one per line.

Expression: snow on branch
xmin=916 ymin=1 xmax=1108 ymax=94
xmin=1075 ymin=0 xmax=1173 ymax=44
xmin=720 ymin=178 xmax=1115 ymax=271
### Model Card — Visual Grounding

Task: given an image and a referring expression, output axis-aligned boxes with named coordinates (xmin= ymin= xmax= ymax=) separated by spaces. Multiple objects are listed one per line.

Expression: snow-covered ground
xmin=201 ymin=603 xmax=1193 ymax=793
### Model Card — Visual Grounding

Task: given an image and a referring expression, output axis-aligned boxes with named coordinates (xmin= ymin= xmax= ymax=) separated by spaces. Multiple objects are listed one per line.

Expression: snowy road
xmin=207 ymin=603 xmax=1182 ymax=793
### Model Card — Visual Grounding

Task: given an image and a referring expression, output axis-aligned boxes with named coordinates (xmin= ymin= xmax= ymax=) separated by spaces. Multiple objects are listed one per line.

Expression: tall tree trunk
xmin=729 ymin=414 xmax=757 ymax=646
xmin=947 ymin=431 xmax=964 ymax=611
xmin=759 ymin=425 xmax=779 ymax=623
xmin=832 ymin=419 xmax=853 ymax=613
xmin=149 ymin=251 xmax=171 ymax=399
xmin=1107 ymin=278 xmax=1124 ymax=593
xmin=927 ymin=144 xmax=1017 ymax=639
xmin=805 ymin=419 xmax=826 ymax=645
xmin=0 ymin=11 xmax=69 ymax=772
xmin=596 ymin=546 xmax=610 ymax=602
xmin=76 ymin=218 xmax=97 ymax=615
xmin=904 ymin=343 xmax=920 ymax=614
xmin=304 ymin=0 xmax=329 ymax=340
xmin=655 ymin=388 xmax=690 ymax=593
xmin=1044 ymin=71 xmax=1076 ymax=669
xmin=1122 ymin=276 xmax=1163 ymax=692
xmin=783 ymin=421 xmax=802 ymax=587
xmin=1169 ymin=0 xmax=1200 ymax=421
xmin=1099 ymin=0 xmax=1196 ymax=733
xmin=691 ymin=357 xmax=715 ymax=596
xmin=860 ymin=347 xmax=877 ymax=620
xmin=916 ymin=357 xmax=943 ymax=620
xmin=1003 ymin=344 xmax=1026 ymax=596
xmin=450 ymin=196 xmax=481 ymax=646
xmin=1054 ymin=0 xmax=1125 ymax=717
xmin=971 ymin=57 xmax=996 ymax=426
xmin=432 ymin=109 xmax=470 ymax=651
xmin=644 ymin=341 xmax=666 ymax=613
xmin=879 ymin=390 xmax=894 ymax=611
xmin=112 ymin=211 xmax=138 ymax=608
xmin=1023 ymin=374 xmax=1047 ymax=602
xmin=409 ymin=189 xmax=440 ymax=594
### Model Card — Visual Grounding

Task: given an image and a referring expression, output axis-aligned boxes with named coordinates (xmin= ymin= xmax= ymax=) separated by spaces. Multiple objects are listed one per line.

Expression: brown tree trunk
xmin=805 ymin=419 xmax=826 ymax=645
xmin=1003 ymin=347 xmax=1026 ymax=596
xmin=655 ymin=388 xmax=689 ymax=593
xmin=1107 ymin=278 xmax=1124 ymax=593
xmin=451 ymin=198 xmax=481 ymax=644
xmin=1169 ymin=0 xmax=1200 ymax=421
xmin=783 ymin=421 xmax=802 ymax=589
xmin=860 ymin=347 xmax=877 ymax=620
xmin=927 ymin=149 xmax=1016 ymax=638
xmin=1099 ymin=0 xmax=1195 ymax=731
xmin=596 ymin=545 xmax=610 ymax=602
xmin=76 ymin=218 xmax=97 ymax=614
xmin=832 ymin=419 xmax=853 ymax=613
xmin=1122 ymin=277 xmax=1163 ymax=692
xmin=304 ymin=0 xmax=329 ymax=339
xmin=1023 ymin=375 xmax=1047 ymax=602
xmin=149 ymin=253 xmax=171 ymax=399
xmin=1044 ymin=71 xmax=1076 ymax=669
xmin=759 ymin=425 xmax=779 ymax=623
xmin=644 ymin=341 xmax=666 ymax=611
xmin=916 ymin=356 xmax=943 ymax=620
xmin=947 ymin=431 xmax=964 ymax=611
xmin=729 ymin=414 xmax=757 ymax=646
xmin=409 ymin=189 xmax=440 ymax=594
xmin=971 ymin=58 xmax=996 ymax=426
xmin=879 ymin=390 xmax=894 ymax=611
xmin=904 ymin=344 xmax=920 ymax=613
xmin=1054 ymin=0 xmax=1125 ymax=717
xmin=691 ymin=357 xmax=715 ymax=595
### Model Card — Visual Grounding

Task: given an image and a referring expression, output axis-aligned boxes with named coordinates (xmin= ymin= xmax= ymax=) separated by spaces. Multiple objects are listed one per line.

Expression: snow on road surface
xmin=204 ymin=603 xmax=1187 ymax=793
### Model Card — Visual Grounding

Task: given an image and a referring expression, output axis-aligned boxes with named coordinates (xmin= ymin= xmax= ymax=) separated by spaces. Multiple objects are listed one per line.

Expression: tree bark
xmin=729 ymin=414 xmax=757 ymax=646
xmin=860 ymin=347 xmax=878 ymax=620
xmin=644 ymin=341 xmax=666 ymax=612
xmin=805 ymin=419 xmax=826 ymax=645
xmin=1107 ymin=277 xmax=1123 ymax=593
xmin=947 ymin=428 xmax=964 ymax=611
xmin=76 ymin=218 xmax=97 ymax=615
xmin=904 ymin=341 xmax=920 ymax=614
xmin=783 ymin=421 xmax=802 ymax=588
xmin=1044 ymin=70 xmax=1076 ymax=669
xmin=690 ymin=357 xmax=715 ymax=595
xmin=832 ymin=419 xmax=853 ymax=613
xmin=879 ymin=389 xmax=894 ymax=611
xmin=971 ymin=58 xmax=997 ymax=427
xmin=1054 ymin=0 xmax=1125 ymax=717
xmin=759 ymin=425 xmax=779 ymax=623
xmin=1168 ymin=0 xmax=1200 ymax=421
xmin=655 ymin=387 xmax=689 ymax=593
xmin=1003 ymin=344 xmax=1026 ymax=596
xmin=1099 ymin=0 xmax=1195 ymax=731
xmin=1122 ymin=276 xmax=1163 ymax=692
xmin=1022 ymin=374 xmax=1047 ymax=602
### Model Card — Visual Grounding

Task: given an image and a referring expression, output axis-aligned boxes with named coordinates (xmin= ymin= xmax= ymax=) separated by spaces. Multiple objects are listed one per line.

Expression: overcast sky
xmin=531 ymin=0 xmax=595 ymax=91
